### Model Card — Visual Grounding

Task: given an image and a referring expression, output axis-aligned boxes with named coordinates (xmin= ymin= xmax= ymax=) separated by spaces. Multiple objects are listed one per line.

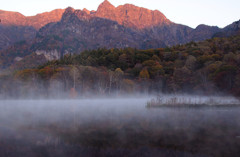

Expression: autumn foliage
xmin=1 ymin=35 xmax=240 ymax=98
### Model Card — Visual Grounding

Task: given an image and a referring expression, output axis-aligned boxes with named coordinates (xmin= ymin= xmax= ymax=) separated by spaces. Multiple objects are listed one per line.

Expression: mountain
xmin=33 ymin=7 xmax=166 ymax=53
xmin=95 ymin=0 xmax=172 ymax=29
xmin=0 ymin=9 xmax=65 ymax=50
xmin=0 ymin=0 xmax=239 ymax=69
xmin=0 ymin=10 xmax=26 ymax=26
xmin=28 ymin=1 xmax=221 ymax=54
xmin=213 ymin=20 xmax=240 ymax=38
xmin=186 ymin=24 xmax=220 ymax=41
xmin=0 ymin=1 xmax=221 ymax=51
xmin=0 ymin=25 xmax=36 ymax=50
xmin=94 ymin=0 xmax=221 ymax=45
xmin=0 ymin=9 xmax=65 ymax=29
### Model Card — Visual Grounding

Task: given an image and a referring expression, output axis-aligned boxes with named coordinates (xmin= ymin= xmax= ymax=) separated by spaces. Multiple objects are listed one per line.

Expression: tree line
xmin=0 ymin=35 xmax=240 ymax=98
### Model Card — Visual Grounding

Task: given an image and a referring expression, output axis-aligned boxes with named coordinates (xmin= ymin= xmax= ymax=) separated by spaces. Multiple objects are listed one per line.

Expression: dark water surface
xmin=0 ymin=98 xmax=239 ymax=157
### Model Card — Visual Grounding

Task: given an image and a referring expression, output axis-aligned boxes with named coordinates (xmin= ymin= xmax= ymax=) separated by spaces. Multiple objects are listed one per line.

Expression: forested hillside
xmin=1 ymin=35 xmax=240 ymax=98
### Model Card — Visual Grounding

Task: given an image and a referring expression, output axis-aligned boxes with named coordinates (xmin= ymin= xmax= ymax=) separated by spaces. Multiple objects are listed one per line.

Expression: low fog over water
xmin=0 ymin=97 xmax=240 ymax=157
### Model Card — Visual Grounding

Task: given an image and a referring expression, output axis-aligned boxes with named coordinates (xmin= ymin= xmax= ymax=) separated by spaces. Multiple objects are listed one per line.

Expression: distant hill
xmin=213 ymin=20 xmax=240 ymax=38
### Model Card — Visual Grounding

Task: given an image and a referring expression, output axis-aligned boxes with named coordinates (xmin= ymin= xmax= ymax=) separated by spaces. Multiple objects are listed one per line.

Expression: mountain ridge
xmin=95 ymin=0 xmax=172 ymax=29
xmin=0 ymin=0 xmax=239 ymax=69
xmin=0 ymin=9 xmax=65 ymax=29
xmin=0 ymin=1 xmax=218 ymax=30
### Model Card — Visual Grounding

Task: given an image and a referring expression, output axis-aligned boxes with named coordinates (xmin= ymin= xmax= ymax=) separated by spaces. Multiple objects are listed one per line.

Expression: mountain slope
xmin=0 ymin=9 xmax=65 ymax=50
xmin=95 ymin=0 xmax=171 ymax=29
xmin=0 ymin=25 xmax=36 ymax=50
xmin=0 ymin=0 xmax=222 ymax=50
xmin=0 ymin=9 xmax=65 ymax=29
xmin=25 ymin=9 xmax=66 ymax=30
xmin=33 ymin=7 xmax=166 ymax=53
xmin=31 ymin=1 xmax=221 ymax=52
xmin=213 ymin=20 xmax=240 ymax=38
xmin=93 ymin=0 xmax=220 ymax=45
xmin=0 ymin=0 xmax=239 ymax=69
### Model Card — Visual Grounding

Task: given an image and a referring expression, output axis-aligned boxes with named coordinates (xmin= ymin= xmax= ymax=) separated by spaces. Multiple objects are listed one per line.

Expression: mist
xmin=0 ymin=97 xmax=240 ymax=157
xmin=1 ymin=62 xmax=240 ymax=157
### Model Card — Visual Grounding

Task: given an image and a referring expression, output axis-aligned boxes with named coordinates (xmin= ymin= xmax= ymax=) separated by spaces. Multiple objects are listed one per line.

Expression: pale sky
xmin=1 ymin=0 xmax=240 ymax=28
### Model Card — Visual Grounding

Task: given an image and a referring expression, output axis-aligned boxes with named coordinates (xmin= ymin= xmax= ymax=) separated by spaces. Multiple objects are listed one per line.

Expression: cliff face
xmin=34 ymin=8 xmax=166 ymax=54
xmin=0 ymin=0 xmax=222 ymax=50
xmin=35 ymin=0 xmax=220 ymax=50
xmin=0 ymin=0 xmax=239 ymax=69
xmin=95 ymin=0 xmax=171 ymax=29
xmin=93 ymin=1 xmax=221 ymax=46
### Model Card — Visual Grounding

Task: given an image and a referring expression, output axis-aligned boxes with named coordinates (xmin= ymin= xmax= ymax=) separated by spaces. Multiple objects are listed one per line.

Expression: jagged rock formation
xmin=0 ymin=0 xmax=239 ymax=69
xmin=32 ymin=0 xmax=222 ymax=53
xmin=33 ymin=7 xmax=166 ymax=54
xmin=95 ymin=0 xmax=171 ymax=29
xmin=0 ymin=0 xmax=222 ymax=51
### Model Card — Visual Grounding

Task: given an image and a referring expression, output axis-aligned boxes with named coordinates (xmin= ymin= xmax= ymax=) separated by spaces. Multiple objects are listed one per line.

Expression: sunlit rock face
xmin=0 ymin=0 xmax=222 ymax=51
xmin=35 ymin=6 xmax=167 ymax=54
xmin=95 ymin=0 xmax=172 ymax=29
xmin=1 ymin=0 xmax=239 ymax=69
xmin=32 ymin=0 xmax=223 ymax=53
xmin=0 ymin=9 xmax=65 ymax=29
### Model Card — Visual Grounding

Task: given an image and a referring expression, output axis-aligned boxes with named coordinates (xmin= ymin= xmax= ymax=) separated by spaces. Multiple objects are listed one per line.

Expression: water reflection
xmin=0 ymin=98 xmax=239 ymax=157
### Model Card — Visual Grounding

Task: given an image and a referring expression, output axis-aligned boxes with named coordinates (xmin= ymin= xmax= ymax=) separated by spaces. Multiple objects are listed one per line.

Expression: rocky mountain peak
xmin=96 ymin=0 xmax=116 ymax=18
xmin=98 ymin=0 xmax=115 ymax=10
xmin=61 ymin=7 xmax=94 ymax=23
xmin=74 ymin=10 xmax=92 ymax=20
xmin=94 ymin=0 xmax=118 ymax=22
xmin=64 ymin=7 xmax=75 ymax=14
xmin=83 ymin=8 xmax=90 ymax=14
xmin=95 ymin=2 xmax=171 ymax=29
xmin=1 ymin=0 xmax=238 ymax=59
xmin=61 ymin=7 xmax=75 ymax=22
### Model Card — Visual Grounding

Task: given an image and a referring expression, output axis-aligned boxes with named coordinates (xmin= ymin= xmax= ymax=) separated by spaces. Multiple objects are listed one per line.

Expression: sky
xmin=1 ymin=0 xmax=240 ymax=28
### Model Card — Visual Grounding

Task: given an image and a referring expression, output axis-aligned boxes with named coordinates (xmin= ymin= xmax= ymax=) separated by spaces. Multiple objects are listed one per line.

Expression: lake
xmin=0 ymin=98 xmax=239 ymax=157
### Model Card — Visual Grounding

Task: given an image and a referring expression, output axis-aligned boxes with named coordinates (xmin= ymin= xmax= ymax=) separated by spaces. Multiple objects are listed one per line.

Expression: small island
xmin=147 ymin=95 xmax=240 ymax=108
